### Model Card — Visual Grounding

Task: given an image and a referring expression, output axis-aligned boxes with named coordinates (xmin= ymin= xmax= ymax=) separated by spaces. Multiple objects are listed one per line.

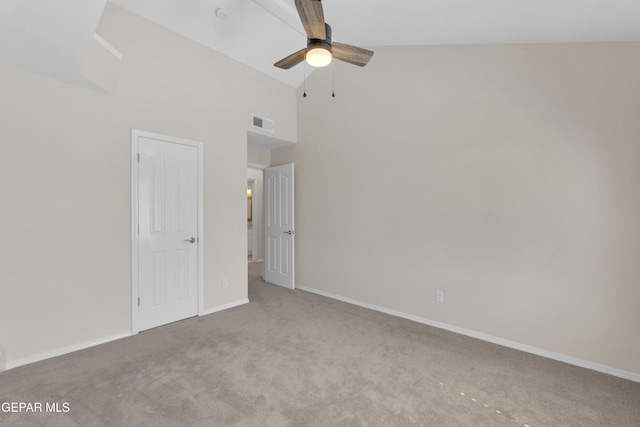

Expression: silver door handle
xmin=283 ymin=230 xmax=295 ymax=235
xmin=184 ymin=237 xmax=196 ymax=243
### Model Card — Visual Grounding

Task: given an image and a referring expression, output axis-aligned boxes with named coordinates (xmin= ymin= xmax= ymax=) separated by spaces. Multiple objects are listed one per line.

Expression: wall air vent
xmin=251 ymin=114 xmax=275 ymax=133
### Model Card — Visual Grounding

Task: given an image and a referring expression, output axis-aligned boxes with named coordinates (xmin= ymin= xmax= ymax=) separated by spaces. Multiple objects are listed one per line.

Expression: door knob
xmin=283 ymin=230 xmax=295 ymax=235
xmin=184 ymin=237 xmax=196 ymax=243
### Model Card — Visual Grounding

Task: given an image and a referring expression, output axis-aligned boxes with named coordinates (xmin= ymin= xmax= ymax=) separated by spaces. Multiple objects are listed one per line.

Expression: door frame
xmin=130 ymin=128 xmax=204 ymax=334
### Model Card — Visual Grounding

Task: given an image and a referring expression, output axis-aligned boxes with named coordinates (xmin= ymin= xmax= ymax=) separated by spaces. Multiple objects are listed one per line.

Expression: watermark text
xmin=1 ymin=402 xmax=70 ymax=413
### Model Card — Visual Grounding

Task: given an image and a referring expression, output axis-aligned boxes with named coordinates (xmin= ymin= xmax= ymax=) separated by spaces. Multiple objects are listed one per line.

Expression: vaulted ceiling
xmin=2 ymin=0 xmax=640 ymax=88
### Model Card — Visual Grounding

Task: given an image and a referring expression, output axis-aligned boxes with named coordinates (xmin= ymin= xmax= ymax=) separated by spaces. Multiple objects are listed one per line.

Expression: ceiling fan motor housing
xmin=307 ymin=23 xmax=332 ymax=52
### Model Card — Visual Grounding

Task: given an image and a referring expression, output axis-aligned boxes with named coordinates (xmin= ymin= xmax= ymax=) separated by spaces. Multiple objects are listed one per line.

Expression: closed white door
xmin=137 ymin=135 xmax=199 ymax=331
xmin=264 ymin=163 xmax=295 ymax=289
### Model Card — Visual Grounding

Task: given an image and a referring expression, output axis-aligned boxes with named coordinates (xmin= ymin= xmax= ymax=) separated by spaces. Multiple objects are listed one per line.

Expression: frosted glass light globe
xmin=306 ymin=47 xmax=332 ymax=67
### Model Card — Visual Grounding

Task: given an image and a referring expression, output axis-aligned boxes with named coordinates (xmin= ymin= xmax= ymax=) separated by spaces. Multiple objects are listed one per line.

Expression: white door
xmin=136 ymin=134 xmax=200 ymax=331
xmin=264 ymin=163 xmax=295 ymax=289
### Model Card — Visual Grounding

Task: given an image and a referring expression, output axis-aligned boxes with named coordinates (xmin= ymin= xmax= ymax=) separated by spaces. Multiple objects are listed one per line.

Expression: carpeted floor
xmin=1 ymin=262 xmax=639 ymax=426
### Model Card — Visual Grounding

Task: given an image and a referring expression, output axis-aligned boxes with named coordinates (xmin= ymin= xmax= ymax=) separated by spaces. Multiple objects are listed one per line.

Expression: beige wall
xmin=272 ymin=43 xmax=640 ymax=375
xmin=0 ymin=3 xmax=296 ymax=365
xmin=247 ymin=144 xmax=271 ymax=166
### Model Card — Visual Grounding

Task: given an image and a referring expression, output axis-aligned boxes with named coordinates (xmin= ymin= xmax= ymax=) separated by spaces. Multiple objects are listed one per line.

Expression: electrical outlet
xmin=222 ymin=279 xmax=229 ymax=289
xmin=435 ymin=290 xmax=444 ymax=303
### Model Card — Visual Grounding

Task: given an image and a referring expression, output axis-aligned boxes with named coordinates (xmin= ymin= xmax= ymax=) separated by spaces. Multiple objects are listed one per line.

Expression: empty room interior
xmin=1 ymin=1 xmax=639 ymax=426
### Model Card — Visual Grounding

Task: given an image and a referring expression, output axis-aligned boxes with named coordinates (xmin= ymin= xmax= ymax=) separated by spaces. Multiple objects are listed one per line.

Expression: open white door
xmin=132 ymin=130 xmax=203 ymax=333
xmin=264 ymin=163 xmax=295 ymax=289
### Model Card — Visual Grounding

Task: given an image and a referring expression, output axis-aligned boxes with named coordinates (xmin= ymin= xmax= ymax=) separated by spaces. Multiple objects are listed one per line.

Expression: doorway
xmin=247 ymin=166 xmax=265 ymax=263
xmin=247 ymin=178 xmax=256 ymax=262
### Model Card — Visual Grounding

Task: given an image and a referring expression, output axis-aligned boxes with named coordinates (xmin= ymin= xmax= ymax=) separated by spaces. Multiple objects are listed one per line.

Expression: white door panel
xmin=137 ymin=136 xmax=199 ymax=331
xmin=264 ymin=163 xmax=294 ymax=289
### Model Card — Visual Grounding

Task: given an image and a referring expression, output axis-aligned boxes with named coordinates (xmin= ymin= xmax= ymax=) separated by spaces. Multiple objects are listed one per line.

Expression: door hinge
xmin=138 ymin=297 xmax=140 ymax=307
xmin=137 ymin=224 xmax=140 ymax=235
xmin=137 ymin=153 xmax=140 ymax=162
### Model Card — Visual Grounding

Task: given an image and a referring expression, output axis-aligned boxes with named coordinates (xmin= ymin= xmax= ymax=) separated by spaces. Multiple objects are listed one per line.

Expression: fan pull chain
xmin=303 ymin=63 xmax=307 ymax=98
xmin=332 ymin=62 xmax=335 ymax=98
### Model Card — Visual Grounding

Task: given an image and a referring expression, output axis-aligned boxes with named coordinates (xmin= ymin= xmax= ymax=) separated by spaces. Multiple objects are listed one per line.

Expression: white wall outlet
xmin=222 ymin=279 xmax=229 ymax=289
xmin=435 ymin=290 xmax=444 ymax=303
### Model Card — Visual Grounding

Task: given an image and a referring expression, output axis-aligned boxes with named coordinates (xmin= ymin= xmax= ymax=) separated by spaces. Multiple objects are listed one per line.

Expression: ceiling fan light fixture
xmin=273 ymin=3 xmax=373 ymax=70
xmin=306 ymin=46 xmax=332 ymax=67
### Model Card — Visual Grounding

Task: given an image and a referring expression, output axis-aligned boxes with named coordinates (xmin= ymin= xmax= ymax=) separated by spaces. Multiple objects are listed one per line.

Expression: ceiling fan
xmin=274 ymin=0 xmax=374 ymax=69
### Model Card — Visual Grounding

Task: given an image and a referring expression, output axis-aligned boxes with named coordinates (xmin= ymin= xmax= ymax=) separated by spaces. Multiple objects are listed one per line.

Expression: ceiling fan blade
xmin=274 ymin=48 xmax=307 ymax=69
xmin=332 ymin=42 xmax=374 ymax=67
xmin=295 ymin=0 xmax=326 ymax=40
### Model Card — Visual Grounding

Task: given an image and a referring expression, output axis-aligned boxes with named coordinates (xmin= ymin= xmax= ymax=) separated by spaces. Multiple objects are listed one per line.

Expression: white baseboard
xmin=6 ymin=331 xmax=132 ymax=371
xmin=297 ymin=285 xmax=640 ymax=383
xmin=200 ymin=298 xmax=250 ymax=316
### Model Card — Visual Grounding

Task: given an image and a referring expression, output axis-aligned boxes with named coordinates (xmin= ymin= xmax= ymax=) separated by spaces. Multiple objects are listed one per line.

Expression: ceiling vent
xmin=251 ymin=114 xmax=274 ymax=133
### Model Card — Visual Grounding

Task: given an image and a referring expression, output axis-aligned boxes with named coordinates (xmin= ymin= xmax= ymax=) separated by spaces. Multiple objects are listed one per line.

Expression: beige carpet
xmin=1 ymin=262 xmax=639 ymax=426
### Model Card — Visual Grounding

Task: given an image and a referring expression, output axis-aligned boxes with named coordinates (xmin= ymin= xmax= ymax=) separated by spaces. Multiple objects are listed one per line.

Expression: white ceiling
xmin=2 ymin=0 xmax=640 ymax=89
xmin=110 ymin=0 xmax=640 ymax=87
